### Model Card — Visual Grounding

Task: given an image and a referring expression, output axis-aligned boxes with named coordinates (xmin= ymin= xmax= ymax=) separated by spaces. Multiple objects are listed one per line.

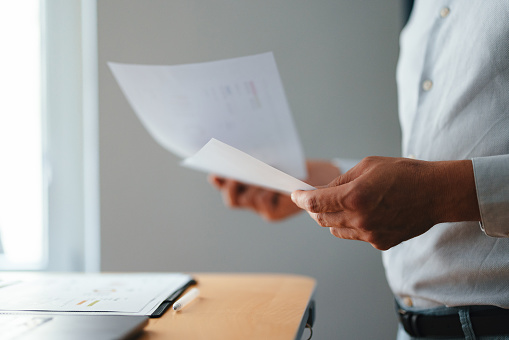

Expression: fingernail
xmin=290 ymin=192 xmax=297 ymax=203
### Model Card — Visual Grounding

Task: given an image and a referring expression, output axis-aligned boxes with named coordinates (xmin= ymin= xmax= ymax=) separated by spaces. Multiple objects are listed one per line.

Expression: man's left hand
xmin=291 ymin=156 xmax=480 ymax=250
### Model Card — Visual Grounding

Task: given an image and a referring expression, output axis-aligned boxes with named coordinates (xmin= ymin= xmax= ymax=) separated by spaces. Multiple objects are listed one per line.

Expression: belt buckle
xmin=398 ymin=308 xmax=423 ymax=337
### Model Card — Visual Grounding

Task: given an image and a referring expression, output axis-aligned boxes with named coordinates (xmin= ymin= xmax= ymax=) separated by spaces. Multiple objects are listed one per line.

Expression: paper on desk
xmin=182 ymin=138 xmax=315 ymax=194
xmin=0 ymin=272 xmax=192 ymax=316
xmin=109 ymin=52 xmax=307 ymax=179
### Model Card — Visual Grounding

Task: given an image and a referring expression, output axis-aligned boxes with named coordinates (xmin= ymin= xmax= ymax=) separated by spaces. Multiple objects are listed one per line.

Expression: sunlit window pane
xmin=0 ymin=0 xmax=44 ymax=268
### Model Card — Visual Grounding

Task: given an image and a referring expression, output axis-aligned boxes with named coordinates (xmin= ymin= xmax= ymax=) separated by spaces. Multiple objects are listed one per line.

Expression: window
xmin=0 ymin=1 xmax=45 ymax=269
xmin=0 ymin=0 xmax=100 ymax=271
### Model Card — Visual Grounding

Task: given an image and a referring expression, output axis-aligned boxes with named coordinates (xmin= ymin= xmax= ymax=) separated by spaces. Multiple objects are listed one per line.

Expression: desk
xmin=141 ymin=273 xmax=316 ymax=340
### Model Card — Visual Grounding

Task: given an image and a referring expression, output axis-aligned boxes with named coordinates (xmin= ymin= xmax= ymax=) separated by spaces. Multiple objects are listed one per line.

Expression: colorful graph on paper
xmin=0 ymin=273 xmax=192 ymax=315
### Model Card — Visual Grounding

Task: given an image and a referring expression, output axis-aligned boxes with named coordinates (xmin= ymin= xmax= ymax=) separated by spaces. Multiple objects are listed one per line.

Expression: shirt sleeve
xmin=472 ymin=154 xmax=509 ymax=237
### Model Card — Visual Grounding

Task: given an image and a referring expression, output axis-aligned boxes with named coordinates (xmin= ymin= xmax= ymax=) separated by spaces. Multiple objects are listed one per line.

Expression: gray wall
xmin=98 ymin=1 xmax=402 ymax=339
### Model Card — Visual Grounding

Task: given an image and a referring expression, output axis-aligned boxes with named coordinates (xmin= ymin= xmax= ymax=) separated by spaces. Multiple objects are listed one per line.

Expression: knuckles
xmin=301 ymin=195 xmax=320 ymax=213
xmin=326 ymin=216 xmax=397 ymax=250
xmin=360 ymin=155 xmax=384 ymax=167
xmin=329 ymin=227 xmax=342 ymax=238
xmin=315 ymin=213 xmax=328 ymax=227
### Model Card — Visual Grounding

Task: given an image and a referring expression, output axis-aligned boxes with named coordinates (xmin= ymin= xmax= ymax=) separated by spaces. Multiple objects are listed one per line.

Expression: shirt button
xmin=403 ymin=297 xmax=414 ymax=307
xmin=422 ymin=80 xmax=433 ymax=91
xmin=440 ymin=7 xmax=450 ymax=18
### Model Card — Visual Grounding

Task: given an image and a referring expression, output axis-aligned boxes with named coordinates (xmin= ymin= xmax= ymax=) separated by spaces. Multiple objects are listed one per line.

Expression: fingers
xmin=250 ymin=189 xmax=280 ymax=219
xmin=329 ymin=227 xmax=361 ymax=241
xmin=222 ymin=180 xmax=247 ymax=207
xmin=305 ymin=210 xmax=361 ymax=241
xmin=236 ymin=187 xmax=284 ymax=219
xmin=307 ymin=211 xmax=350 ymax=229
xmin=307 ymin=211 xmax=364 ymax=242
xmin=209 ymin=176 xmax=303 ymax=221
xmin=208 ymin=175 xmax=225 ymax=189
xmin=291 ymin=186 xmax=347 ymax=213
xmin=237 ymin=185 xmax=264 ymax=209
xmin=307 ymin=210 xmax=397 ymax=250
xmin=213 ymin=178 xmax=278 ymax=216
xmin=209 ymin=176 xmax=248 ymax=205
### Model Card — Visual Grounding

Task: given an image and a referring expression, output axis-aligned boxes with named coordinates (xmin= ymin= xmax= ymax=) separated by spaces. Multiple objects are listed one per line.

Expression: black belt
xmin=397 ymin=306 xmax=509 ymax=338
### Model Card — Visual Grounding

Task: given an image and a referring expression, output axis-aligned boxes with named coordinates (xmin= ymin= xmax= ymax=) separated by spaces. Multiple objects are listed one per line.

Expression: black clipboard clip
xmin=150 ymin=279 xmax=198 ymax=318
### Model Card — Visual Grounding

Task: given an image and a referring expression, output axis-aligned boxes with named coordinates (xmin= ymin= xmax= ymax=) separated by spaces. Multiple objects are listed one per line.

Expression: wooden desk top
xmin=140 ymin=273 xmax=316 ymax=340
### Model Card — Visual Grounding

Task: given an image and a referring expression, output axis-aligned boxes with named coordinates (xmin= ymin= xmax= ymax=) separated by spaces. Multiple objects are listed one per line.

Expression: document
xmin=183 ymin=138 xmax=315 ymax=194
xmin=109 ymin=52 xmax=307 ymax=179
xmin=0 ymin=273 xmax=193 ymax=316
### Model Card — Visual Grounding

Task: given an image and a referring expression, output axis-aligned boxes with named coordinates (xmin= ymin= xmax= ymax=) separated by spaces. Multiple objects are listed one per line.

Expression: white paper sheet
xmin=182 ymin=139 xmax=315 ymax=194
xmin=109 ymin=52 xmax=307 ymax=179
xmin=0 ymin=273 xmax=192 ymax=316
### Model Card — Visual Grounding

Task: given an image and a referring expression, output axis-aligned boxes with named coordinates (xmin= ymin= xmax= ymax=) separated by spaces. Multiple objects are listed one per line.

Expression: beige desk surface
xmin=140 ymin=273 xmax=316 ymax=340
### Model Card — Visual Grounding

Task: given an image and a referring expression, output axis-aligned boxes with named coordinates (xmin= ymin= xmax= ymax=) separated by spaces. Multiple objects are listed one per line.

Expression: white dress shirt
xmin=382 ymin=0 xmax=509 ymax=309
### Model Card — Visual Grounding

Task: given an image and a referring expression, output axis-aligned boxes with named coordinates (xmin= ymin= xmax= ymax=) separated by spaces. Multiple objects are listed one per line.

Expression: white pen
xmin=172 ymin=287 xmax=200 ymax=312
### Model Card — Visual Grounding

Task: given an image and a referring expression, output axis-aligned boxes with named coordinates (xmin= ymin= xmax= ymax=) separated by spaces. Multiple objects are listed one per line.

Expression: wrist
xmin=430 ymin=160 xmax=481 ymax=224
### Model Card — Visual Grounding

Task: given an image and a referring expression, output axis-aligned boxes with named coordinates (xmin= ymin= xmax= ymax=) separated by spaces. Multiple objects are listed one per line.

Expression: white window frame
xmin=42 ymin=0 xmax=100 ymax=272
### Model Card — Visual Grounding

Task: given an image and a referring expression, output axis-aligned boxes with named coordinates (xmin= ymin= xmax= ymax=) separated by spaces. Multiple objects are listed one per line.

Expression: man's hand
xmin=291 ymin=156 xmax=481 ymax=250
xmin=209 ymin=160 xmax=341 ymax=221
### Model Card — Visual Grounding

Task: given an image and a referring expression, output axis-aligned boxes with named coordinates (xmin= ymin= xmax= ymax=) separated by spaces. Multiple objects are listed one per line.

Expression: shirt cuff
xmin=472 ymin=155 xmax=509 ymax=237
xmin=331 ymin=158 xmax=360 ymax=174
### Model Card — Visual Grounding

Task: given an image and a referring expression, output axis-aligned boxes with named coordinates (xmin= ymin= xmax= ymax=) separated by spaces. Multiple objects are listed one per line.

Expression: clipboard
xmin=0 ymin=272 xmax=197 ymax=318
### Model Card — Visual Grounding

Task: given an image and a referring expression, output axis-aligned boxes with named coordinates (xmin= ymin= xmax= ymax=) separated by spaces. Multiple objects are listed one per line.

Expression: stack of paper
xmin=109 ymin=52 xmax=313 ymax=193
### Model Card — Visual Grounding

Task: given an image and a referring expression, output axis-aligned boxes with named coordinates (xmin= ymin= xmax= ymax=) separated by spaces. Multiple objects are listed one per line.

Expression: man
xmin=211 ymin=1 xmax=509 ymax=339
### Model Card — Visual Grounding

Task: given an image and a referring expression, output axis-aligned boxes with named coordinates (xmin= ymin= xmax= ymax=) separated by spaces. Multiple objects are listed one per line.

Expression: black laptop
xmin=0 ymin=314 xmax=148 ymax=340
